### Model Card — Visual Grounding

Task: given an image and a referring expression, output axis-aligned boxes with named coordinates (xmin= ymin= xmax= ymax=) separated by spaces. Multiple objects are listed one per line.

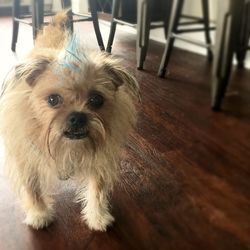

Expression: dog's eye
xmin=47 ymin=94 xmax=62 ymax=108
xmin=88 ymin=93 xmax=104 ymax=109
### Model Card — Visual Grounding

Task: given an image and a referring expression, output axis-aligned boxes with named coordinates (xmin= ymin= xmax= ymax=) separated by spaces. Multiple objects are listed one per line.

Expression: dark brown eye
xmin=47 ymin=94 xmax=62 ymax=108
xmin=88 ymin=93 xmax=104 ymax=109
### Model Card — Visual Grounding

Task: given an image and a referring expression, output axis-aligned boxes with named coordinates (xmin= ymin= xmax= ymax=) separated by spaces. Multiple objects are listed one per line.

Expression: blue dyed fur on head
xmin=61 ymin=35 xmax=88 ymax=68
xmin=54 ymin=34 xmax=89 ymax=84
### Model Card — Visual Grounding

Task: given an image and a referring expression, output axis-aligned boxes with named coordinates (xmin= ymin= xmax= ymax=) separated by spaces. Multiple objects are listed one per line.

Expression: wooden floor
xmin=0 ymin=17 xmax=250 ymax=250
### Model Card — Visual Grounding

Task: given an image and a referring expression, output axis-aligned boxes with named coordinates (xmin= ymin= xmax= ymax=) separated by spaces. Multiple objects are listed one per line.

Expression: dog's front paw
xmin=24 ymin=208 xmax=54 ymax=230
xmin=84 ymin=211 xmax=115 ymax=231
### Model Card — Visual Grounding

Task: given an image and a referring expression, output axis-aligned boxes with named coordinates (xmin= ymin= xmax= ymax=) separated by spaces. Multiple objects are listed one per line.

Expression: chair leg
xmin=236 ymin=2 xmax=250 ymax=69
xmin=136 ymin=0 xmax=152 ymax=70
xmin=37 ymin=0 xmax=44 ymax=32
xmin=201 ymin=0 xmax=213 ymax=62
xmin=212 ymin=48 xmax=233 ymax=111
xmin=32 ymin=0 xmax=44 ymax=40
xmin=61 ymin=0 xmax=71 ymax=8
xmin=106 ymin=0 xmax=120 ymax=53
xmin=163 ymin=0 xmax=174 ymax=39
xmin=31 ymin=1 xmax=37 ymax=40
xmin=158 ymin=0 xmax=184 ymax=78
xmin=11 ymin=0 xmax=20 ymax=52
xmin=61 ymin=0 xmax=73 ymax=32
xmin=89 ymin=0 xmax=105 ymax=51
xmin=212 ymin=0 xmax=244 ymax=110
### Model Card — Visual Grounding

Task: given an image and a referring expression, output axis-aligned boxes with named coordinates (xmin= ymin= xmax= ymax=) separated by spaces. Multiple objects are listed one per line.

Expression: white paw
xmin=24 ymin=209 xmax=54 ymax=230
xmin=84 ymin=211 xmax=115 ymax=231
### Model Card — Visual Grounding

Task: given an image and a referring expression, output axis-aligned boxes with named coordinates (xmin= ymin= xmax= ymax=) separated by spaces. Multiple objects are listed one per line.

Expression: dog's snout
xmin=64 ymin=112 xmax=89 ymax=139
xmin=67 ymin=112 xmax=88 ymax=127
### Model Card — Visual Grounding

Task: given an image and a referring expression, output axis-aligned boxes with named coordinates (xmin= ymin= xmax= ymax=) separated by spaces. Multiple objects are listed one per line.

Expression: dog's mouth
xmin=63 ymin=129 xmax=89 ymax=140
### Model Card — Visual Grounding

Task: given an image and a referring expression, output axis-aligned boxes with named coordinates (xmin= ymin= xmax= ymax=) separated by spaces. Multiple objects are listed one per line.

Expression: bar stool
xmin=158 ymin=0 xmax=214 ymax=78
xmin=11 ymin=0 xmax=105 ymax=52
xmin=106 ymin=0 xmax=171 ymax=69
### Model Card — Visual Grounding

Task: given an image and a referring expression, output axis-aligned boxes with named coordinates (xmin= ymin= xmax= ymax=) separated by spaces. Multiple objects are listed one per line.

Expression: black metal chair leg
xmin=163 ymin=0 xmax=173 ymax=39
xmin=212 ymin=0 xmax=244 ymax=110
xmin=61 ymin=0 xmax=71 ymax=8
xmin=212 ymin=47 xmax=234 ymax=110
xmin=158 ymin=37 xmax=175 ymax=78
xmin=37 ymin=0 xmax=44 ymax=35
xmin=31 ymin=1 xmax=37 ymax=40
xmin=32 ymin=0 xmax=44 ymax=40
xmin=158 ymin=0 xmax=184 ymax=78
xmin=106 ymin=0 xmax=120 ymax=53
xmin=61 ymin=0 xmax=74 ymax=32
xmin=236 ymin=2 xmax=250 ymax=69
xmin=237 ymin=50 xmax=248 ymax=69
xmin=89 ymin=0 xmax=105 ymax=51
xmin=212 ymin=77 xmax=231 ymax=111
xmin=202 ymin=0 xmax=213 ymax=62
xmin=11 ymin=0 xmax=20 ymax=52
xmin=136 ymin=0 xmax=152 ymax=70
xmin=237 ymin=45 xmax=247 ymax=69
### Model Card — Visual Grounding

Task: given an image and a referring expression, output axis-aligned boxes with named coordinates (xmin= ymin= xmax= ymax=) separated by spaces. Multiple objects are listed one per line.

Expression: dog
xmin=0 ymin=10 xmax=139 ymax=231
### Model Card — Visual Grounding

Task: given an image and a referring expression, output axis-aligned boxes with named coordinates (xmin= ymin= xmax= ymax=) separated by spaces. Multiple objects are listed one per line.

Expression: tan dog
xmin=0 ymin=11 xmax=139 ymax=231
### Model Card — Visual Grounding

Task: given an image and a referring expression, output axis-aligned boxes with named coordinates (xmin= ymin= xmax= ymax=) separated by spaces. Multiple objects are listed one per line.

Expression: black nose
xmin=67 ymin=112 xmax=88 ymax=128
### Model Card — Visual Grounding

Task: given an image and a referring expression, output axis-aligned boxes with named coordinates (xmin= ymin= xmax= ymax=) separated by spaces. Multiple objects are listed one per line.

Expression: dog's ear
xmin=15 ymin=56 xmax=52 ymax=86
xmin=104 ymin=63 xmax=140 ymax=100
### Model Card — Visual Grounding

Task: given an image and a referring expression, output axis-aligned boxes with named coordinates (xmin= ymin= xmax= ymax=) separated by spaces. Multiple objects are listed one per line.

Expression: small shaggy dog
xmin=0 ymin=11 xmax=139 ymax=231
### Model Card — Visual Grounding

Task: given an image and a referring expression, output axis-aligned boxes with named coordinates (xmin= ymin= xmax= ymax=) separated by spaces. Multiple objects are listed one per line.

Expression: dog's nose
xmin=67 ymin=112 xmax=88 ymax=127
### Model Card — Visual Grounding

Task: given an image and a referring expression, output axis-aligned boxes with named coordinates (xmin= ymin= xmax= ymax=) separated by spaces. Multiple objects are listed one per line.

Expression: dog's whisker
xmin=45 ymin=115 xmax=59 ymax=160
xmin=47 ymin=127 xmax=54 ymax=160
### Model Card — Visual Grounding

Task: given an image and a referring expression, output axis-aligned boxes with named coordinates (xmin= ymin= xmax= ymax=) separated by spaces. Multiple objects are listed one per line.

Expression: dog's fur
xmin=0 ymin=11 xmax=139 ymax=231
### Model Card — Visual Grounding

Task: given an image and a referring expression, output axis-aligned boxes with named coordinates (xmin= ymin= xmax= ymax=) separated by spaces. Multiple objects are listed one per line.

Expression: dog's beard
xmin=44 ymin=115 xmax=107 ymax=180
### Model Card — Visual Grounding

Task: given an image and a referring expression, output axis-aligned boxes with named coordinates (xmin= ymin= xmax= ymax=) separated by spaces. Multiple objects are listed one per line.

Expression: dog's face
xmin=14 ymin=48 xmax=139 ymax=160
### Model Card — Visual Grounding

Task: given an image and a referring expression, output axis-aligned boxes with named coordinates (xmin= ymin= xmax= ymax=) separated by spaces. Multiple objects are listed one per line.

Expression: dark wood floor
xmin=0 ymin=17 xmax=250 ymax=250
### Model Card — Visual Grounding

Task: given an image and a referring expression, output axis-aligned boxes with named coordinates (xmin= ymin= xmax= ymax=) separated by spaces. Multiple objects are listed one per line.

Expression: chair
xmin=11 ymin=0 xmax=105 ymax=52
xmin=106 ymin=0 xmax=172 ymax=69
xmin=211 ymin=0 xmax=250 ymax=110
xmin=158 ymin=0 xmax=214 ymax=78
xmin=106 ymin=0 xmax=213 ymax=70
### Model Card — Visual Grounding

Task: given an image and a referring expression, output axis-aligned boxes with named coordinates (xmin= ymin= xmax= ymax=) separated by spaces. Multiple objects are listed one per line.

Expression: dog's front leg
xmin=21 ymin=176 xmax=54 ymax=229
xmin=80 ymin=176 xmax=114 ymax=231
